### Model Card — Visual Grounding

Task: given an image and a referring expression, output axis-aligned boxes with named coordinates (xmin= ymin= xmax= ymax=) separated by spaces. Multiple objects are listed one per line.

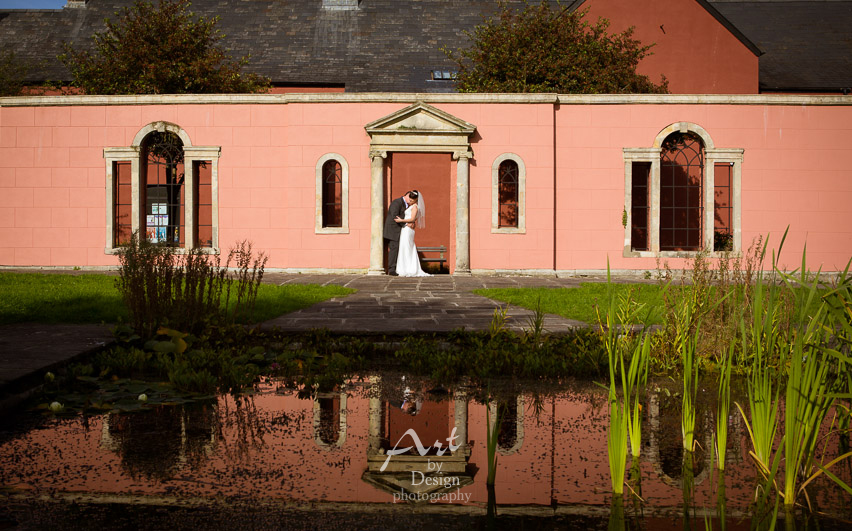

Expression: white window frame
xmin=491 ymin=152 xmax=526 ymax=234
xmin=103 ymin=121 xmax=220 ymax=254
xmin=623 ymin=122 xmax=743 ymax=257
xmin=315 ymin=153 xmax=350 ymax=234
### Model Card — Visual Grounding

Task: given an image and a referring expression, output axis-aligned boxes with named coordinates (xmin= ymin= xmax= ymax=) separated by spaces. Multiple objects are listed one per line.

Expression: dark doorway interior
xmin=385 ymin=152 xmax=452 ymax=273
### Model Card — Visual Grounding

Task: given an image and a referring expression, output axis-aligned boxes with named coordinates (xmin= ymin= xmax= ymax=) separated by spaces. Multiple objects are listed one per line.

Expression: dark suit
xmin=383 ymin=196 xmax=408 ymax=274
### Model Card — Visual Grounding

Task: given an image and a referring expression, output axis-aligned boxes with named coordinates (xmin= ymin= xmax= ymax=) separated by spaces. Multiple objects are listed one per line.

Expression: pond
xmin=0 ymin=373 xmax=850 ymax=530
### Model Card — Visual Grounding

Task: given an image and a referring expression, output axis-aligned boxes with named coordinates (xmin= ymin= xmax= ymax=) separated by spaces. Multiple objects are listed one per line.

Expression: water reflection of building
xmin=489 ymin=395 xmax=525 ymax=456
xmin=314 ymin=391 xmax=347 ymax=449
xmin=12 ymin=379 xmax=839 ymax=516
xmin=358 ymin=376 xmax=474 ymax=500
xmin=100 ymin=402 xmax=218 ymax=480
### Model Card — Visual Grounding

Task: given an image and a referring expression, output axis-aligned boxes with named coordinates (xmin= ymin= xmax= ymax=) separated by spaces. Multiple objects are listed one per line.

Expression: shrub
xmin=115 ymin=234 xmax=267 ymax=338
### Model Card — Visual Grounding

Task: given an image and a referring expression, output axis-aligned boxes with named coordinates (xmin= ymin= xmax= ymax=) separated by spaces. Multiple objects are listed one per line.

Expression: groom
xmin=383 ymin=191 xmax=414 ymax=276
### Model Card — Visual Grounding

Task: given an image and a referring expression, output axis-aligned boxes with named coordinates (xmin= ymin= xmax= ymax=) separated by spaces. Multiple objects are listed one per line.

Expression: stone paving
xmin=0 ymin=272 xmax=622 ymax=410
xmin=261 ymin=273 xmax=593 ymax=334
xmin=0 ymin=322 xmax=113 ymax=413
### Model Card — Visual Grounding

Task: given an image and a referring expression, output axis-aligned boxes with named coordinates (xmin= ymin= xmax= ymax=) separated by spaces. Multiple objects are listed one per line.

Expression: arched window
xmin=491 ymin=153 xmax=526 ymax=233
xmin=104 ymin=122 xmax=220 ymax=252
xmin=660 ymin=132 xmax=704 ymax=251
xmin=322 ymin=159 xmax=343 ymax=228
xmin=623 ymin=122 xmax=742 ymax=256
xmin=315 ymin=153 xmax=349 ymax=234
xmin=498 ymin=160 xmax=519 ymax=228
xmin=142 ymin=131 xmax=185 ymax=246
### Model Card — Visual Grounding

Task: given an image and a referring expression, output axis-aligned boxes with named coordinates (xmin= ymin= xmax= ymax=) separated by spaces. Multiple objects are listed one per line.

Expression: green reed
xmin=778 ymin=260 xmax=835 ymax=506
xmin=781 ymin=258 xmax=852 ymax=506
xmin=660 ymin=265 xmax=706 ymax=453
xmin=608 ymin=493 xmax=626 ymax=531
xmin=681 ymin=326 xmax=700 ymax=453
xmin=682 ymin=451 xmax=696 ymax=530
xmin=606 ymin=376 xmax=629 ymax=496
xmin=715 ymin=340 xmax=734 ymax=471
xmin=626 ymin=332 xmax=651 ymax=457
xmin=822 ymin=260 xmax=852 ymax=451
xmin=598 ymin=262 xmax=656 ymax=494
xmin=782 ymin=323 xmax=835 ymax=506
xmin=735 ymin=254 xmax=784 ymax=477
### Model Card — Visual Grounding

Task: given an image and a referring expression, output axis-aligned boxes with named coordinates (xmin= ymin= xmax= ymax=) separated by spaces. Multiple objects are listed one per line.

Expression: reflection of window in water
xmin=100 ymin=403 xmax=217 ymax=480
xmin=317 ymin=395 xmax=341 ymax=445
xmin=498 ymin=400 xmax=518 ymax=449
xmin=653 ymin=393 xmax=708 ymax=484
xmin=491 ymin=396 xmax=524 ymax=455
xmin=313 ymin=392 xmax=347 ymax=449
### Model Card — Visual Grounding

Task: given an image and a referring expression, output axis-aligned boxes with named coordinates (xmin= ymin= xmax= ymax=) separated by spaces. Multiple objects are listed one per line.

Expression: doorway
xmin=385 ymin=152 xmax=452 ymax=273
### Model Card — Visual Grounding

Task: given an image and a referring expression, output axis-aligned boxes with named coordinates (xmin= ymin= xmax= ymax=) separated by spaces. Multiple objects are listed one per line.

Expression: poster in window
xmin=156 ymin=227 xmax=167 ymax=241
xmin=155 ymin=203 xmax=167 ymax=215
xmin=146 ymin=215 xmax=156 ymax=226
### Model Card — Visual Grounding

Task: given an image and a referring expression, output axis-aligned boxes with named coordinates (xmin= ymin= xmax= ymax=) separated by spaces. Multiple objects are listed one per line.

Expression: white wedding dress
xmin=396 ymin=204 xmax=431 ymax=277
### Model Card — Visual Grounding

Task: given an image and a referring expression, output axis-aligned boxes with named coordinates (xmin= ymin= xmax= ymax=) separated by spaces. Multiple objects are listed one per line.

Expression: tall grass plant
xmin=598 ymin=262 xmax=654 ymax=492
xmin=116 ymin=234 xmax=267 ymax=338
xmin=715 ymin=340 xmax=734 ymax=471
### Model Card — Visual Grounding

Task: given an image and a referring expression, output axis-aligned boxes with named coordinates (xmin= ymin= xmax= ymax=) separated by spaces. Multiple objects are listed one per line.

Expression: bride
xmin=393 ymin=190 xmax=431 ymax=277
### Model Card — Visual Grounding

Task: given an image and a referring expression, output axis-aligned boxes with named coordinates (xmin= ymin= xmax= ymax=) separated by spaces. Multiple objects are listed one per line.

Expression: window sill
xmin=624 ymin=249 xmax=740 ymax=259
xmin=105 ymin=246 xmax=220 ymax=255
xmin=491 ymin=227 xmax=526 ymax=234
xmin=316 ymin=227 xmax=350 ymax=235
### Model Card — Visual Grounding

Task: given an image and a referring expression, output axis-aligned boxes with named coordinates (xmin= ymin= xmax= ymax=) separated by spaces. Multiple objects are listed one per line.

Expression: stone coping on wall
xmin=1 ymin=93 xmax=851 ymax=107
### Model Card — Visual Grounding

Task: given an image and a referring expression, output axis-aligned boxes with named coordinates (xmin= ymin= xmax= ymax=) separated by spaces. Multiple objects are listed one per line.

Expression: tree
xmin=444 ymin=1 xmax=668 ymax=94
xmin=59 ymin=0 xmax=270 ymax=95
xmin=0 ymin=50 xmax=31 ymax=97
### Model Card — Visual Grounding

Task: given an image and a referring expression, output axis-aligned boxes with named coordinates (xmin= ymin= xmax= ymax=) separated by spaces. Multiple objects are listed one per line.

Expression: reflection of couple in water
xmin=397 ymin=386 xmax=422 ymax=416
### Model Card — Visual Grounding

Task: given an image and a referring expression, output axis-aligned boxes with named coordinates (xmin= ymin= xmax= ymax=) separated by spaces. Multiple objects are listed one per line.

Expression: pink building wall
xmin=1 ymin=95 xmax=851 ymax=273
xmin=579 ymin=0 xmax=760 ymax=94
xmin=554 ymin=102 xmax=852 ymax=272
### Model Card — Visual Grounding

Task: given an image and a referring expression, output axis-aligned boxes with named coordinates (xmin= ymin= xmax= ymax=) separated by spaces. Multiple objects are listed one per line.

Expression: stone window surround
xmin=313 ymin=392 xmax=348 ymax=449
xmin=488 ymin=395 xmax=525 ymax=456
xmin=315 ymin=153 xmax=350 ymax=234
xmin=623 ymin=121 xmax=743 ymax=258
xmin=103 ymin=121 xmax=221 ymax=254
xmin=491 ymin=153 xmax=526 ymax=234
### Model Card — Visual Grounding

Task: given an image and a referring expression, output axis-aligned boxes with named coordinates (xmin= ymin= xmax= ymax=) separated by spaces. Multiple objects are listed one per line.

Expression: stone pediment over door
xmin=365 ymin=101 xmax=476 ymax=156
xmin=365 ymin=101 xmax=476 ymax=275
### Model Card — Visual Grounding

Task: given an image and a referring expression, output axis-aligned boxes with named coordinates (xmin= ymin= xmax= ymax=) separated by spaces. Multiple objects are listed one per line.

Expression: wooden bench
xmin=418 ymin=245 xmax=448 ymax=272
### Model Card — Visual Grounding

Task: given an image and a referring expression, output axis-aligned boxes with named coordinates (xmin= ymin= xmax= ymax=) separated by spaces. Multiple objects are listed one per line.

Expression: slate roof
xmin=0 ymin=0 xmax=850 ymax=93
xmin=709 ymin=0 xmax=852 ymax=92
xmin=0 ymin=0 xmax=510 ymax=93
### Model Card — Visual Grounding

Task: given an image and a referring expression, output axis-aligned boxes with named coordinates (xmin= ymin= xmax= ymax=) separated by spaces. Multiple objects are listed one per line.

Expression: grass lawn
xmin=0 ymin=272 xmax=355 ymax=325
xmin=476 ymin=282 xmax=828 ymax=325
xmin=475 ymin=283 xmax=667 ymax=325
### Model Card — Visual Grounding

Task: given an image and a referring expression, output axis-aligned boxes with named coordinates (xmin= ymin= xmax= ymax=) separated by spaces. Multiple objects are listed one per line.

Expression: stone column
xmin=184 ymin=155 xmax=196 ymax=249
xmin=130 ymin=157 xmax=141 ymax=236
xmin=454 ymin=151 xmax=472 ymax=275
xmin=368 ymin=151 xmax=387 ymax=275
xmin=453 ymin=387 xmax=469 ymax=456
xmin=703 ymin=154 xmax=717 ymax=252
xmin=649 ymin=158 xmax=661 ymax=252
xmin=367 ymin=375 xmax=382 ymax=452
